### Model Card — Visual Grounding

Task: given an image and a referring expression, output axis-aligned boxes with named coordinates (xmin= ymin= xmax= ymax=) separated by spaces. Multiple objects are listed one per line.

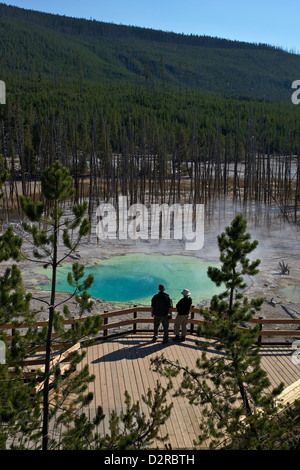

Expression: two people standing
xmin=151 ymin=284 xmax=192 ymax=344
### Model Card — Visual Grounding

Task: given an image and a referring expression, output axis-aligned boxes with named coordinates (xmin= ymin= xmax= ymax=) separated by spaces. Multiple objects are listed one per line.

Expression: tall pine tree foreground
xmin=20 ymin=160 xmax=103 ymax=450
xmin=0 ymin=162 xmax=39 ymax=450
xmin=11 ymin=160 xmax=171 ymax=450
xmin=152 ymin=214 xmax=298 ymax=449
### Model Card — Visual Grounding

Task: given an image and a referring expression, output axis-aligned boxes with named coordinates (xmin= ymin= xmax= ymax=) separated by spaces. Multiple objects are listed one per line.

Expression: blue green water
xmin=278 ymin=284 xmax=300 ymax=303
xmin=37 ymin=254 xmax=222 ymax=304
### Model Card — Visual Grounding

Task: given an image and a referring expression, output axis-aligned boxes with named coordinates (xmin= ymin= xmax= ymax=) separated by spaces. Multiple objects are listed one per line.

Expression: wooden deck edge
xmin=275 ymin=378 xmax=300 ymax=407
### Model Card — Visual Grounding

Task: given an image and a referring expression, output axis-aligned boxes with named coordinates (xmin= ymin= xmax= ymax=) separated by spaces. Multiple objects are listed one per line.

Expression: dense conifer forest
xmin=0 ymin=3 xmax=299 ymax=99
xmin=0 ymin=3 xmax=299 ymax=224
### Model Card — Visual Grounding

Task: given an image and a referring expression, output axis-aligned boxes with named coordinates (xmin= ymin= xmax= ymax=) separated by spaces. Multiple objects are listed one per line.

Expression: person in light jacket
xmin=173 ymin=289 xmax=192 ymax=342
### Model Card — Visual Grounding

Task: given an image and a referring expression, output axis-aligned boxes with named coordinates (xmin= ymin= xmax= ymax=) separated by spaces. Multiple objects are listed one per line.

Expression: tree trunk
xmin=42 ymin=201 xmax=58 ymax=451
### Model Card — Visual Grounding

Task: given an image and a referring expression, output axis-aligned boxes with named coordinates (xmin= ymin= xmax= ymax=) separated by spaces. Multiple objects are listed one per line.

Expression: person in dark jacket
xmin=151 ymin=284 xmax=172 ymax=344
xmin=173 ymin=289 xmax=192 ymax=342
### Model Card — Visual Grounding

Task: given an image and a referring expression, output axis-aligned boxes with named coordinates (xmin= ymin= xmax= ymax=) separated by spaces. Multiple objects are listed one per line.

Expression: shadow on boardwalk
xmin=91 ymin=333 xmax=294 ymax=364
xmin=91 ymin=334 xmax=227 ymax=363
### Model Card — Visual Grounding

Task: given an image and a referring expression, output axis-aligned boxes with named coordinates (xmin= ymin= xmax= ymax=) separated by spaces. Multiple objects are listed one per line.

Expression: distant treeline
xmin=0 ymin=78 xmax=299 ymax=224
xmin=0 ymin=3 xmax=287 ymax=51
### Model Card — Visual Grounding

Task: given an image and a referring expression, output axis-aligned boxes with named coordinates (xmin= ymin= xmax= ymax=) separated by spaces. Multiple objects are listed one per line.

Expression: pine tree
xmin=20 ymin=160 xmax=102 ymax=450
xmin=152 ymin=214 xmax=295 ymax=449
xmin=0 ymin=165 xmax=39 ymax=450
xmin=195 ymin=213 xmax=284 ymax=448
xmin=0 ymin=161 xmax=172 ymax=450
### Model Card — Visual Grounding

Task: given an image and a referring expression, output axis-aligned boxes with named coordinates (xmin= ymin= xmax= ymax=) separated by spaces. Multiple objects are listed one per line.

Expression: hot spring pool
xmin=277 ymin=284 xmax=300 ymax=304
xmin=37 ymin=254 xmax=223 ymax=304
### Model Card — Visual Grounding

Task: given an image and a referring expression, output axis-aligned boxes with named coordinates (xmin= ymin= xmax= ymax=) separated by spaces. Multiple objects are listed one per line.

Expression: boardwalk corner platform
xmin=2 ymin=306 xmax=300 ymax=449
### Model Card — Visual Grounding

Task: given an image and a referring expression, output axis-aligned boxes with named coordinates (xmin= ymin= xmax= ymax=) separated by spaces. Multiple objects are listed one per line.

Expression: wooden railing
xmin=1 ymin=306 xmax=300 ymax=345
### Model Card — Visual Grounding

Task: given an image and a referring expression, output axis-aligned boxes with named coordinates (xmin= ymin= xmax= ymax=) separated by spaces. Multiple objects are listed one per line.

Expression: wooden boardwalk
xmin=79 ymin=331 xmax=300 ymax=449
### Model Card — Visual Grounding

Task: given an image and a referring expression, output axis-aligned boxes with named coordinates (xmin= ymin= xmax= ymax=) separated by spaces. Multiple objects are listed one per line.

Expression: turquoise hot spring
xmin=36 ymin=254 xmax=223 ymax=305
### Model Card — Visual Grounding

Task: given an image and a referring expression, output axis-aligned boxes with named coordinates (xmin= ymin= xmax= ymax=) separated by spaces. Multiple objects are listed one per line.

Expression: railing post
xmin=133 ymin=305 xmax=137 ymax=333
xmin=190 ymin=307 xmax=195 ymax=334
xmin=258 ymin=316 xmax=263 ymax=346
xmin=104 ymin=311 xmax=108 ymax=338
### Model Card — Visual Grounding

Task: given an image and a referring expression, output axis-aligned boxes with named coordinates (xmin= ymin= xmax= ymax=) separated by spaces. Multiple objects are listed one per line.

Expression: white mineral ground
xmin=1 ymin=199 xmax=300 ymax=342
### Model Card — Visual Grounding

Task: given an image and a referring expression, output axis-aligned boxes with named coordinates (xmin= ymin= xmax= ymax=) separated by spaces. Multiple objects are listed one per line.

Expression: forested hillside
xmin=0 ymin=3 xmax=299 ymax=224
xmin=0 ymin=3 xmax=299 ymax=100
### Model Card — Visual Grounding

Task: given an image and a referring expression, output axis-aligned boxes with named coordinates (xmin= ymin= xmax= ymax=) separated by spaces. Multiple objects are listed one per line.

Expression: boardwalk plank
xmin=166 ymin=341 xmax=193 ymax=448
xmin=171 ymin=337 xmax=205 ymax=447
xmin=101 ymin=340 xmax=113 ymax=434
xmin=110 ymin=339 xmax=124 ymax=413
xmin=136 ymin=333 xmax=180 ymax=449
xmin=90 ymin=343 xmax=106 ymax=436
xmin=260 ymin=347 xmax=296 ymax=388
xmin=117 ymin=338 xmax=135 ymax=409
